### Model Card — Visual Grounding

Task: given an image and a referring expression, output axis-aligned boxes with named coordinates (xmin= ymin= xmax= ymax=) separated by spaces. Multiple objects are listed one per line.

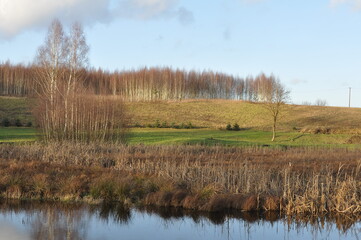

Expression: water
xmin=0 ymin=200 xmax=360 ymax=240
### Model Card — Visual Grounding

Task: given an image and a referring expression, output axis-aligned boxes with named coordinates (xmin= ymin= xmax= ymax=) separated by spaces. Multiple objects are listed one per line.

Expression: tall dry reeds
xmin=0 ymin=143 xmax=360 ymax=214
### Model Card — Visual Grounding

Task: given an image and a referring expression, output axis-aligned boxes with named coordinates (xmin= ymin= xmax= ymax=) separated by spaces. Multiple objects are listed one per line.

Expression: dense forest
xmin=0 ymin=62 xmax=278 ymax=102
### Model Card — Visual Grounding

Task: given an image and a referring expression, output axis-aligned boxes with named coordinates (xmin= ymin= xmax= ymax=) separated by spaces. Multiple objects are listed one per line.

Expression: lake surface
xmin=0 ymin=200 xmax=360 ymax=240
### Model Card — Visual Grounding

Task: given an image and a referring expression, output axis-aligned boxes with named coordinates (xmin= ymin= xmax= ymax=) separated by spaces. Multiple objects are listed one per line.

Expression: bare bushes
xmin=300 ymin=126 xmax=332 ymax=134
xmin=33 ymin=20 xmax=127 ymax=143
xmin=34 ymin=94 xmax=128 ymax=142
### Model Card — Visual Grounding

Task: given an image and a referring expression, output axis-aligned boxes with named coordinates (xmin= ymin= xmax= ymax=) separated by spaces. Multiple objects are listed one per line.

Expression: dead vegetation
xmin=300 ymin=126 xmax=332 ymax=134
xmin=346 ymin=135 xmax=361 ymax=144
xmin=0 ymin=143 xmax=360 ymax=215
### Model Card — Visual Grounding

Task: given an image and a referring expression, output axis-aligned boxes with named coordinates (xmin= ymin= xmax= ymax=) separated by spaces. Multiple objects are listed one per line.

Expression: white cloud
xmin=0 ymin=0 xmax=111 ymax=38
xmin=0 ymin=0 xmax=193 ymax=39
xmin=330 ymin=0 xmax=361 ymax=10
xmin=115 ymin=0 xmax=194 ymax=24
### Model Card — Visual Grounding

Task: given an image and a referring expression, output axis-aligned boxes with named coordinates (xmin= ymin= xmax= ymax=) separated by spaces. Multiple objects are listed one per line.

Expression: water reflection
xmin=0 ymin=199 xmax=360 ymax=240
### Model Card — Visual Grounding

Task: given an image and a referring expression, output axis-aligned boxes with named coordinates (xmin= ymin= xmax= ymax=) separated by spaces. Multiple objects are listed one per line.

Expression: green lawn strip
xmin=0 ymin=127 xmax=37 ymax=142
xmin=128 ymin=128 xmax=354 ymax=148
xmin=0 ymin=127 xmax=356 ymax=148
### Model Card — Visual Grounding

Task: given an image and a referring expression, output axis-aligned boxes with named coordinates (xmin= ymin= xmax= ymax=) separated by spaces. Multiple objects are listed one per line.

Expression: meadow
xmin=1 ymin=97 xmax=361 ymax=215
xmin=1 ymin=97 xmax=361 ymax=148
xmin=1 ymin=127 xmax=359 ymax=149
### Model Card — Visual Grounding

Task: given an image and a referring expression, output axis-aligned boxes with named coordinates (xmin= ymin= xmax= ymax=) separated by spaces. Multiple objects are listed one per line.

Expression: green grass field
xmin=1 ymin=127 xmax=357 ymax=148
xmin=0 ymin=97 xmax=360 ymax=147
xmin=128 ymin=128 xmax=357 ymax=148
xmin=0 ymin=127 xmax=37 ymax=142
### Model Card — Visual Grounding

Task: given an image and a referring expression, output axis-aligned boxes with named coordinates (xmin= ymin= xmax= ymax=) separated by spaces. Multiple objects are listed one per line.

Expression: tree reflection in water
xmin=0 ymin=200 xmax=360 ymax=240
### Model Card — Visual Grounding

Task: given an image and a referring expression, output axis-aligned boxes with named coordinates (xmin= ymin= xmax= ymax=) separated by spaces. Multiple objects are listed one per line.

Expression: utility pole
xmin=349 ymin=87 xmax=351 ymax=108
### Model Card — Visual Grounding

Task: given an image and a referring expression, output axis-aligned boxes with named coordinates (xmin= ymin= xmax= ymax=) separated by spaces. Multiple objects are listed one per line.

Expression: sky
xmin=0 ymin=0 xmax=361 ymax=107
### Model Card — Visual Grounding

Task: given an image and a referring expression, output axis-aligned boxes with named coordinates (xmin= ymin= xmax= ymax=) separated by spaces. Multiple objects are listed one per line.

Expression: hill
xmin=1 ymin=97 xmax=361 ymax=133
xmin=126 ymin=99 xmax=361 ymax=133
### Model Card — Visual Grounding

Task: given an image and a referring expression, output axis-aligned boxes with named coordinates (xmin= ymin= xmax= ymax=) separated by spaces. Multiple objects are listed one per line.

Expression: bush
xmin=1 ymin=118 xmax=11 ymax=127
xmin=233 ymin=123 xmax=240 ymax=131
xmin=226 ymin=123 xmax=232 ymax=131
xmin=161 ymin=121 xmax=168 ymax=128
xmin=146 ymin=121 xmax=195 ymax=129
xmin=134 ymin=122 xmax=142 ymax=128
xmin=26 ymin=122 xmax=33 ymax=127
xmin=15 ymin=119 xmax=22 ymax=127
xmin=154 ymin=120 xmax=161 ymax=128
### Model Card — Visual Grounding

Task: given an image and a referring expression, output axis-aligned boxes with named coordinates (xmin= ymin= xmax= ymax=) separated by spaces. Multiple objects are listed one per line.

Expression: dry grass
xmin=126 ymin=99 xmax=361 ymax=132
xmin=3 ymin=96 xmax=361 ymax=133
xmin=0 ymin=143 xmax=360 ymax=215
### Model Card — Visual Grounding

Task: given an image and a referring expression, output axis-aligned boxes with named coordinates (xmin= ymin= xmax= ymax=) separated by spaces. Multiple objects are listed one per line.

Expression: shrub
xmin=26 ymin=122 xmax=33 ymax=127
xmin=161 ymin=121 xmax=168 ymax=128
xmin=226 ymin=123 xmax=232 ymax=131
xmin=15 ymin=119 xmax=23 ymax=127
xmin=233 ymin=123 xmax=240 ymax=131
xmin=134 ymin=122 xmax=142 ymax=128
xmin=154 ymin=120 xmax=161 ymax=128
xmin=1 ymin=118 xmax=11 ymax=127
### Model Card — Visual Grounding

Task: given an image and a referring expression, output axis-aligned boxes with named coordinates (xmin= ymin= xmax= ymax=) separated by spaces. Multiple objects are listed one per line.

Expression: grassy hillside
xmin=2 ymin=96 xmax=361 ymax=131
xmin=0 ymin=97 xmax=34 ymax=126
xmin=1 ymin=97 xmax=361 ymax=146
xmin=126 ymin=99 xmax=361 ymax=132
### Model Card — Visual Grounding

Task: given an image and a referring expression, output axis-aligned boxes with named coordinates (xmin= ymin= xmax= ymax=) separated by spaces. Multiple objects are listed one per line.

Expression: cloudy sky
xmin=0 ymin=0 xmax=361 ymax=107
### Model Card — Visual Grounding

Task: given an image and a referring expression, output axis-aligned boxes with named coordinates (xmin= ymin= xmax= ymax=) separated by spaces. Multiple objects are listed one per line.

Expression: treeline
xmin=0 ymin=62 xmax=279 ymax=102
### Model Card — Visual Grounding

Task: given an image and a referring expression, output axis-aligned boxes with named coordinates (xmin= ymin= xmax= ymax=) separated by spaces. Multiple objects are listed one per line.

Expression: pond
xmin=0 ymin=200 xmax=360 ymax=240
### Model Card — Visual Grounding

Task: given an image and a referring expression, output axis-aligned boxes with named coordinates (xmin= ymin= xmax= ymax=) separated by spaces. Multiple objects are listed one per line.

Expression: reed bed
xmin=0 ymin=143 xmax=360 ymax=215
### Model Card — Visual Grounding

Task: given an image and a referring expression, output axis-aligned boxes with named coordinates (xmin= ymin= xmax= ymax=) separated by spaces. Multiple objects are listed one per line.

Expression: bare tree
xmin=33 ymin=20 xmax=127 ymax=143
xmin=34 ymin=19 xmax=68 ymax=141
xmin=315 ymin=99 xmax=327 ymax=106
xmin=63 ymin=22 xmax=89 ymax=139
xmin=258 ymin=75 xmax=290 ymax=142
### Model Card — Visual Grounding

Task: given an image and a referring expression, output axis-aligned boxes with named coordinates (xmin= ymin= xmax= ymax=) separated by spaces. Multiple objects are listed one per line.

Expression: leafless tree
xmin=63 ymin=22 xmax=89 ymax=139
xmin=33 ymin=19 xmax=126 ymax=142
xmin=34 ymin=19 xmax=68 ymax=141
xmin=258 ymin=75 xmax=290 ymax=141
xmin=315 ymin=99 xmax=327 ymax=106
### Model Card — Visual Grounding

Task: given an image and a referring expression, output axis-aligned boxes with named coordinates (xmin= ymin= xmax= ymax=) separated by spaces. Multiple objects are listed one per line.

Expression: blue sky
xmin=0 ymin=0 xmax=361 ymax=107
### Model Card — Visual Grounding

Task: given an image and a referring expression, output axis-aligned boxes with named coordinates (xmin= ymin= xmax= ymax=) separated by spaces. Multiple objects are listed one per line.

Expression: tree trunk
xmin=271 ymin=116 xmax=276 ymax=142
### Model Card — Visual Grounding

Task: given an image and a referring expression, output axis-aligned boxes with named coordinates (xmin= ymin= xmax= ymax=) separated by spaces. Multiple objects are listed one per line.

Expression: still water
xmin=0 ymin=201 xmax=360 ymax=240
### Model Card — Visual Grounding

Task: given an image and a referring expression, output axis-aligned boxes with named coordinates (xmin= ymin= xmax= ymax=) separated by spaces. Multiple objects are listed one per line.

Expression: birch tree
xmin=34 ymin=19 xmax=68 ymax=141
xmin=63 ymin=22 xmax=89 ymax=139
xmin=258 ymin=75 xmax=290 ymax=142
